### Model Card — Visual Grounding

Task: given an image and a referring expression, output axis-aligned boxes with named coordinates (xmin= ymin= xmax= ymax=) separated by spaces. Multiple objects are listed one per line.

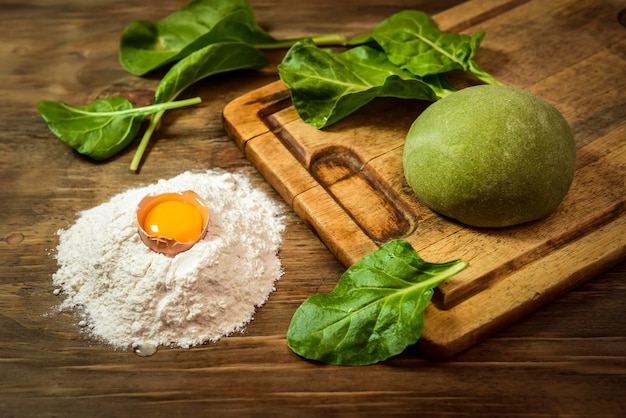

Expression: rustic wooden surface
xmin=1 ymin=0 xmax=624 ymax=416
xmin=223 ymin=0 xmax=626 ymax=358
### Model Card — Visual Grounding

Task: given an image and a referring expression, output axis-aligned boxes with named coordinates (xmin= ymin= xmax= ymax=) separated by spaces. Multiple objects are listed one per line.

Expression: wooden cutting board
xmin=223 ymin=0 xmax=626 ymax=358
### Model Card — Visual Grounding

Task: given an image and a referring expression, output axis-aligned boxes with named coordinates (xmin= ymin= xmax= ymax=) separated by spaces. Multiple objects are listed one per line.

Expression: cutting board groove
xmin=223 ymin=0 xmax=626 ymax=357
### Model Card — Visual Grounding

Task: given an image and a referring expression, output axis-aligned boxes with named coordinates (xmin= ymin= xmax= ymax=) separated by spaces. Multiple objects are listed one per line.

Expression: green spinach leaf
xmin=287 ymin=239 xmax=467 ymax=366
xmin=278 ymin=39 xmax=445 ymax=129
xmin=119 ymin=0 xmax=277 ymax=76
xmin=129 ymin=42 xmax=267 ymax=171
xmin=38 ymin=96 xmax=200 ymax=160
xmin=153 ymin=42 xmax=267 ymax=104
xmin=349 ymin=10 xmax=500 ymax=85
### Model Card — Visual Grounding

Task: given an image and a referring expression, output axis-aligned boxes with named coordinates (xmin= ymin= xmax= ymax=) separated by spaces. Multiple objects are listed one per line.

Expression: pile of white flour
xmin=52 ymin=170 xmax=286 ymax=355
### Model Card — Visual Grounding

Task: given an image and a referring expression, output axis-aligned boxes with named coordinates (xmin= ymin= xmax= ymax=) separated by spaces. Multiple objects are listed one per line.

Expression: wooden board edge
xmin=293 ymin=186 xmax=379 ymax=267
xmin=417 ymin=214 xmax=626 ymax=359
xmin=244 ymin=130 xmax=319 ymax=206
xmin=222 ymin=80 xmax=289 ymax=152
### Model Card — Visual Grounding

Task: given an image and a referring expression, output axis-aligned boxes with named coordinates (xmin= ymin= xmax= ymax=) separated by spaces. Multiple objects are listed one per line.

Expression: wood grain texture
xmin=1 ymin=0 xmax=625 ymax=416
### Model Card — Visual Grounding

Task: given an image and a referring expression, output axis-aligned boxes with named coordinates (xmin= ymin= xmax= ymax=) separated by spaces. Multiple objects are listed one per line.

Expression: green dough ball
xmin=403 ymin=85 xmax=576 ymax=228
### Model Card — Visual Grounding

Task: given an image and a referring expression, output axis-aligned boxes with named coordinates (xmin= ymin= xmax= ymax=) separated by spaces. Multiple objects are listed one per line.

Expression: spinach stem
xmin=129 ymin=111 xmax=163 ymax=173
xmin=129 ymin=97 xmax=202 ymax=172
xmin=140 ymin=96 xmax=202 ymax=113
xmin=468 ymin=60 xmax=503 ymax=85
xmin=255 ymin=34 xmax=347 ymax=49
xmin=311 ymin=34 xmax=348 ymax=46
xmin=67 ymin=97 xmax=201 ymax=117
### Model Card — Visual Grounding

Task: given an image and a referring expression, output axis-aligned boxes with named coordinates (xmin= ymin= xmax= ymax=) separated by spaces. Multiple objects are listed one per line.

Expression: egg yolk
xmin=142 ymin=200 xmax=205 ymax=243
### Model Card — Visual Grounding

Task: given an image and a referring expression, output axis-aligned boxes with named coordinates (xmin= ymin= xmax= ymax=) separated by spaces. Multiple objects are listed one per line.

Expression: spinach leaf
xmin=278 ymin=39 xmax=444 ymax=129
xmin=421 ymin=73 xmax=458 ymax=99
xmin=287 ymin=239 xmax=467 ymax=366
xmin=119 ymin=0 xmax=277 ymax=76
xmin=129 ymin=42 xmax=267 ymax=172
xmin=153 ymin=42 xmax=267 ymax=104
xmin=349 ymin=10 xmax=500 ymax=85
xmin=38 ymin=96 xmax=201 ymax=160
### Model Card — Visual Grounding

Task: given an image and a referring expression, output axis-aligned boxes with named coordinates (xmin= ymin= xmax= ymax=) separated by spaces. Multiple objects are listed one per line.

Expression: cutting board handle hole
xmin=310 ymin=146 xmax=418 ymax=242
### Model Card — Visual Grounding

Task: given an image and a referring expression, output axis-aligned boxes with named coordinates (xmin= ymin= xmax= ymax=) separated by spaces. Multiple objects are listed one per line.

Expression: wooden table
xmin=1 ymin=0 xmax=624 ymax=416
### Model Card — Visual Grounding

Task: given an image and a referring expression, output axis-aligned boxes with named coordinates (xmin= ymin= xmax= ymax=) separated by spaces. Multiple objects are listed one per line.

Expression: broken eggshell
xmin=136 ymin=190 xmax=209 ymax=257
